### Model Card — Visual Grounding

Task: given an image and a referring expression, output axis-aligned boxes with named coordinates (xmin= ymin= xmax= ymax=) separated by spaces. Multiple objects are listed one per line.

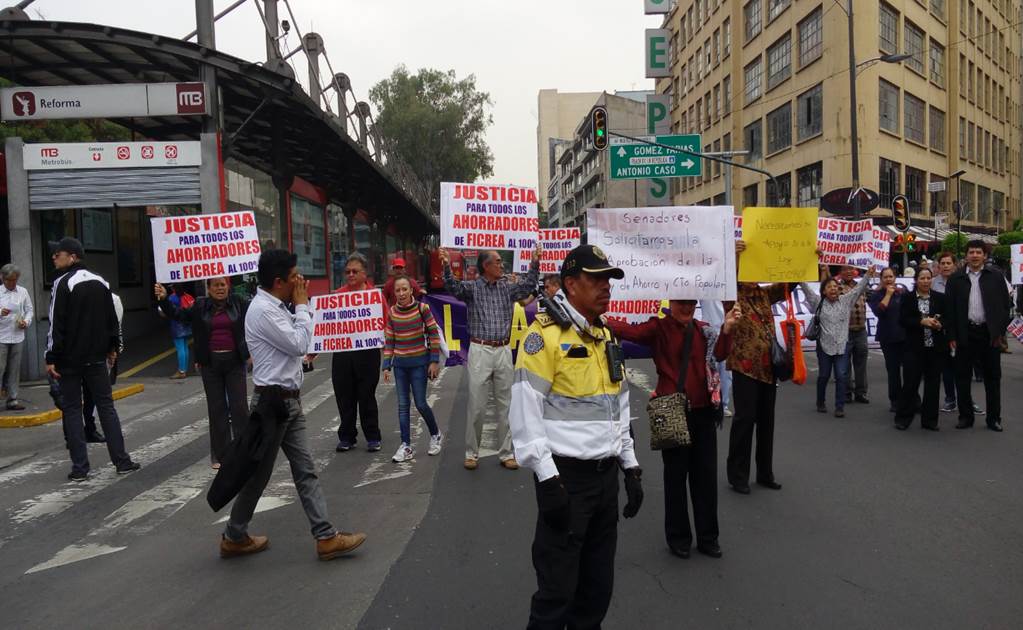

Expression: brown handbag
xmin=647 ymin=324 xmax=694 ymax=450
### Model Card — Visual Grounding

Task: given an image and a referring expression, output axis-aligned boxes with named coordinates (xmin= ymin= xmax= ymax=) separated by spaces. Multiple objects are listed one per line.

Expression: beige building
xmin=657 ymin=0 xmax=1022 ymax=233
xmin=536 ymin=89 xmax=603 ymax=214
xmin=545 ymin=92 xmax=649 ymax=230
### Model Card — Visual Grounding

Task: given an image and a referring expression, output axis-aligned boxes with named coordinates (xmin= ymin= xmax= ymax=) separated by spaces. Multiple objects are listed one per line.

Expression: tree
xmin=369 ymin=66 xmax=494 ymax=208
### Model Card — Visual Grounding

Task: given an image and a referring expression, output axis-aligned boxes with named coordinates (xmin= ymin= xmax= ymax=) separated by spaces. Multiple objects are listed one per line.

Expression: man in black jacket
xmin=944 ymin=240 xmax=1013 ymax=432
xmin=46 ymin=238 xmax=140 ymax=481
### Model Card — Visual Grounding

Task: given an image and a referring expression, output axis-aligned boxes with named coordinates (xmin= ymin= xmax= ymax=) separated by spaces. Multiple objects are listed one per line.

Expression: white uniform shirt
xmin=245 ymin=288 xmax=312 ymax=390
xmin=0 ymin=285 xmax=34 ymax=344
xmin=967 ymin=268 xmax=986 ymax=324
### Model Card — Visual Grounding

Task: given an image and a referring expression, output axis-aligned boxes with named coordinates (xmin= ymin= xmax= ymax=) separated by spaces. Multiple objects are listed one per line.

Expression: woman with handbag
xmin=894 ymin=268 xmax=948 ymax=431
xmin=867 ymin=267 xmax=907 ymax=412
xmin=382 ymin=276 xmax=443 ymax=463
xmin=800 ymin=264 xmax=876 ymax=418
xmin=606 ymin=300 xmax=739 ymax=559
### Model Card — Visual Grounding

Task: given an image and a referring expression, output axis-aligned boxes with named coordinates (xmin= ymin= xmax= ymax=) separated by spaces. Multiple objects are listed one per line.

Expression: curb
xmin=0 ymin=383 xmax=146 ymax=429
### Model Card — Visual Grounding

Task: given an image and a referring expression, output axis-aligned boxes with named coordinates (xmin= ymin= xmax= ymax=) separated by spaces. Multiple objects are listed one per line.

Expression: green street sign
xmin=609 ymin=134 xmax=702 ymax=180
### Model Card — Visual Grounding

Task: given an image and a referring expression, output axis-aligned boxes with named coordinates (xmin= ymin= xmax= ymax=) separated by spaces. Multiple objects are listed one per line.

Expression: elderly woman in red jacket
xmin=607 ymin=300 xmax=741 ymax=560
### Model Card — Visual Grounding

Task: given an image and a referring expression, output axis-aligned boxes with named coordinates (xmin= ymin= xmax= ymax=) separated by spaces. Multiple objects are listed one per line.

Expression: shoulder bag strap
xmin=676 ymin=324 xmax=695 ymax=394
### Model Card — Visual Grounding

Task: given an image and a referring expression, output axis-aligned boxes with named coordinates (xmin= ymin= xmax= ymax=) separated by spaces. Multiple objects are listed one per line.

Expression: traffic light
xmin=893 ymin=233 xmax=906 ymax=253
xmin=905 ymin=233 xmax=916 ymax=252
xmin=590 ymin=105 xmax=609 ymax=151
xmin=892 ymin=194 xmax=910 ymax=232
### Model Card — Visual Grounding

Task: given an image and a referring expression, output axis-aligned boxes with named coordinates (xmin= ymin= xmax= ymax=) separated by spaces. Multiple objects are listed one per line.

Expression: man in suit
xmin=944 ymin=240 xmax=1013 ymax=432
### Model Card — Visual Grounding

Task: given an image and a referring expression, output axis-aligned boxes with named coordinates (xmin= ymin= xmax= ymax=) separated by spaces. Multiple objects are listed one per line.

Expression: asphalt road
xmin=1 ymin=348 xmax=1021 ymax=629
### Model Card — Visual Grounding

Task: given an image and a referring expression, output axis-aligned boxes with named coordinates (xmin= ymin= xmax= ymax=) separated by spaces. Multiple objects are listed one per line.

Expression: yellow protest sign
xmin=737 ymin=207 xmax=819 ymax=282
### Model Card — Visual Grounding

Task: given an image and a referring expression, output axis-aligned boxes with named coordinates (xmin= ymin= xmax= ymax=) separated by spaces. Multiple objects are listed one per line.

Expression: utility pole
xmin=195 ymin=0 xmax=222 ymax=215
xmin=846 ymin=0 xmax=861 ymax=220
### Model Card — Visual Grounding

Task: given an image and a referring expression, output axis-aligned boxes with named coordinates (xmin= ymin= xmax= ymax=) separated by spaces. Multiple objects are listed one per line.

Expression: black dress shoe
xmin=921 ymin=424 xmax=940 ymax=431
xmin=668 ymin=544 xmax=691 ymax=559
xmin=730 ymin=483 xmax=751 ymax=495
xmin=955 ymin=420 xmax=974 ymax=429
xmin=855 ymin=395 xmax=870 ymax=404
xmin=894 ymin=422 xmax=910 ymax=431
xmin=85 ymin=430 xmax=106 ymax=443
xmin=987 ymin=422 xmax=1003 ymax=432
xmin=756 ymin=480 xmax=782 ymax=490
xmin=697 ymin=542 xmax=722 ymax=558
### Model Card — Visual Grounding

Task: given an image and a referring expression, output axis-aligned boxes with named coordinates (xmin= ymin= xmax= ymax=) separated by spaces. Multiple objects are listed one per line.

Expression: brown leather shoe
xmin=220 ymin=534 xmax=269 ymax=558
xmin=316 ymin=531 xmax=367 ymax=561
xmin=500 ymin=458 xmax=520 ymax=470
xmin=463 ymin=458 xmax=478 ymax=470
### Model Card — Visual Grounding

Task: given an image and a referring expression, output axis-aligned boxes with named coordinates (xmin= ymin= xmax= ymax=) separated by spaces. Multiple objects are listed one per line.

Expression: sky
xmin=24 ymin=0 xmax=659 ymax=189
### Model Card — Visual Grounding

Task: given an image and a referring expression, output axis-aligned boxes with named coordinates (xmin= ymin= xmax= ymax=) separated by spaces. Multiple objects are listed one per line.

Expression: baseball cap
xmin=49 ymin=237 xmax=85 ymax=258
xmin=560 ymin=244 xmax=624 ymax=280
xmin=392 ymin=258 xmax=406 ymax=268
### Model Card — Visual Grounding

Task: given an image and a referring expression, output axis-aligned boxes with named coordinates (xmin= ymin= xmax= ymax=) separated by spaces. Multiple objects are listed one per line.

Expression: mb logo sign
xmin=175 ymin=83 xmax=205 ymax=114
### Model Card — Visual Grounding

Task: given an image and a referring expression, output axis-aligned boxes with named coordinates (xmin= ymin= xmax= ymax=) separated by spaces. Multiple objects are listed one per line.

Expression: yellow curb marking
xmin=0 ymin=383 xmax=145 ymax=429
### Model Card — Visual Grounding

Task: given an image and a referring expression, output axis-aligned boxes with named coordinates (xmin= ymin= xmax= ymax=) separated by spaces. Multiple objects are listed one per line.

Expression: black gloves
xmin=623 ymin=467 xmax=644 ymax=518
xmin=536 ymin=476 xmax=571 ymax=532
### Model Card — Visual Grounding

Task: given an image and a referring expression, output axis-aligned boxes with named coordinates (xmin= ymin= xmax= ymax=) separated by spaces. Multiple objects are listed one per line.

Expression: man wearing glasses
xmin=439 ymin=242 xmax=541 ymax=470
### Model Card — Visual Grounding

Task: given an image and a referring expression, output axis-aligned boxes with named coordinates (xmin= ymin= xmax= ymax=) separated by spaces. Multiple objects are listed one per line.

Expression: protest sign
xmin=513 ymin=227 xmax=581 ymax=273
xmin=588 ymin=206 xmax=737 ymax=302
xmin=817 ymin=218 xmax=874 ymax=268
xmin=1011 ymin=243 xmax=1023 ymax=285
xmin=737 ymin=207 xmax=819 ymax=282
xmin=871 ymin=228 xmax=892 ymax=271
xmin=151 ymin=210 xmax=260 ymax=283
xmin=1008 ymin=316 xmax=1023 ymax=344
xmin=439 ymin=182 xmax=539 ymax=250
xmin=308 ymin=289 xmax=385 ymax=353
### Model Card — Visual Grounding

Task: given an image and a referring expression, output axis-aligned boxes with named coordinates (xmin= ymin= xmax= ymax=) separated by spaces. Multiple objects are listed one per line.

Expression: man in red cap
xmin=382 ymin=257 xmax=424 ymax=307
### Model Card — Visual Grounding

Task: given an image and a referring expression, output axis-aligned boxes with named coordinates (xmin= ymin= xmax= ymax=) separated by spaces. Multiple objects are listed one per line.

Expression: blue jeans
xmin=816 ymin=347 xmax=849 ymax=410
xmin=718 ymin=362 xmax=731 ymax=409
xmin=173 ymin=337 xmax=190 ymax=372
xmin=393 ymin=362 xmax=439 ymax=445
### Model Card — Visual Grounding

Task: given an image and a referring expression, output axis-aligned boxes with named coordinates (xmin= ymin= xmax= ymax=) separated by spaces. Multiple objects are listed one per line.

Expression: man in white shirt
xmin=220 ymin=249 xmax=367 ymax=561
xmin=0 ymin=263 xmax=33 ymax=410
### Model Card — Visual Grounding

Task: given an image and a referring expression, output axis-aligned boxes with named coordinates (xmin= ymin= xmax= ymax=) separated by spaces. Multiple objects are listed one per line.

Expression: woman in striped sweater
xmin=382 ymin=276 xmax=443 ymax=463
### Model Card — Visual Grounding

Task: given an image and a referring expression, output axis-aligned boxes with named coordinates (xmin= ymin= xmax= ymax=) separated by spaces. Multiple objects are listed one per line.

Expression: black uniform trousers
xmin=662 ymin=406 xmax=718 ymax=550
xmin=332 ymin=349 xmax=382 ymax=444
xmin=955 ymin=324 xmax=1002 ymax=426
xmin=727 ymin=371 xmax=777 ymax=487
xmin=529 ymin=458 xmax=618 ymax=630
xmin=895 ymin=346 xmax=944 ymax=429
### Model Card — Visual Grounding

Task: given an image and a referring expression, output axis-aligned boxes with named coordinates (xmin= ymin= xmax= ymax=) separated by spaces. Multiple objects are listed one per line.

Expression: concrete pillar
xmin=194 ymin=0 xmax=220 ymax=134
xmin=356 ymin=102 xmax=371 ymax=149
xmin=303 ymin=33 xmax=324 ymax=107
xmin=333 ymin=73 xmax=350 ymax=135
xmin=263 ymin=0 xmax=280 ymax=62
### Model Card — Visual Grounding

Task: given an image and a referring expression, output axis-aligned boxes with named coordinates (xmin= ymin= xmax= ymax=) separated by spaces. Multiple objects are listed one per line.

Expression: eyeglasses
xmin=345 ymin=269 xmax=363 ymax=275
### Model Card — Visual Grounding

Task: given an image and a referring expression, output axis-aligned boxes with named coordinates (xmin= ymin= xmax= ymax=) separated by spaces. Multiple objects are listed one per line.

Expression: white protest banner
xmin=308 ymin=289 xmax=385 ymax=353
xmin=1008 ymin=316 xmax=1023 ymax=344
xmin=439 ymin=182 xmax=539 ymax=250
xmin=1011 ymin=243 xmax=1023 ymax=285
xmin=588 ymin=206 xmax=737 ymax=311
xmin=513 ymin=227 xmax=581 ymax=273
xmin=871 ymin=227 xmax=892 ymax=271
xmin=779 ymin=279 xmax=905 ymax=350
xmin=151 ymin=210 xmax=260 ymax=283
xmin=817 ymin=218 xmax=874 ymax=268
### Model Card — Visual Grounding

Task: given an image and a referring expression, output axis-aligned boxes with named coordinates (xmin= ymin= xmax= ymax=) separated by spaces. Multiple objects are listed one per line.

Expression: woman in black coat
xmin=894 ymin=268 xmax=948 ymax=431
xmin=155 ymin=277 xmax=250 ymax=467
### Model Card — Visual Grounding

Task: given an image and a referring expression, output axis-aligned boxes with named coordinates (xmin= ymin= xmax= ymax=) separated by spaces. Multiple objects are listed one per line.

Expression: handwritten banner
xmin=513 ymin=227 xmax=581 ymax=273
xmin=817 ymin=218 xmax=874 ymax=268
xmin=439 ymin=182 xmax=539 ymax=250
xmin=151 ymin=210 xmax=260 ymax=283
xmin=1011 ymin=243 xmax=1023 ymax=285
xmin=588 ymin=206 xmax=737 ymax=301
xmin=737 ymin=207 xmax=819 ymax=282
xmin=308 ymin=289 xmax=385 ymax=353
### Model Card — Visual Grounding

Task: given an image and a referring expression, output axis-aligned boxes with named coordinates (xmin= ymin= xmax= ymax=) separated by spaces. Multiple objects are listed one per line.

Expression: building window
xmin=905 ymin=166 xmax=926 ymax=214
xmin=967 ymin=122 xmax=975 ymax=161
xmin=290 ymin=194 xmax=327 ymax=277
xmin=744 ymin=118 xmax=763 ymax=162
xmin=929 ymin=175 xmax=947 ymax=216
xmin=713 ymin=84 xmax=721 ymax=119
xmin=904 ymin=21 xmax=925 ymax=74
xmin=929 ymin=40 xmax=945 ymax=87
xmin=929 ymin=106 xmax=946 ymax=152
xmin=743 ymin=183 xmax=758 ymax=208
xmin=977 ymin=186 xmax=991 ymax=224
xmin=797 ymin=162 xmax=823 ymax=208
xmin=904 ymin=92 xmax=925 ymax=144
xmin=713 ymin=29 xmax=720 ymax=66
xmin=722 ymin=75 xmax=732 ymax=115
xmin=766 ymin=172 xmax=792 ymax=206
xmin=797 ymin=83 xmax=822 ymax=141
xmin=798 ymin=7 xmax=823 ymax=67
xmin=958 ymin=117 xmax=966 ymax=156
xmin=766 ymin=102 xmax=792 ymax=154
xmin=723 ymin=18 xmax=731 ymax=57
xmin=879 ymin=79 xmax=899 ymax=133
xmin=713 ymin=139 xmax=721 ymax=177
xmin=960 ymin=180 xmax=975 ymax=220
xmin=879 ymin=158 xmax=901 ymax=209
xmin=766 ymin=35 xmax=792 ymax=90
xmin=930 ymin=0 xmax=944 ymax=18
xmin=744 ymin=0 xmax=762 ymax=42
xmin=879 ymin=3 xmax=899 ymax=54
xmin=703 ymin=144 xmax=711 ymax=183
xmin=704 ymin=39 xmax=712 ymax=75
xmin=744 ymin=56 xmax=763 ymax=104
xmin=768 ymin=0 xmax=791 ymax=22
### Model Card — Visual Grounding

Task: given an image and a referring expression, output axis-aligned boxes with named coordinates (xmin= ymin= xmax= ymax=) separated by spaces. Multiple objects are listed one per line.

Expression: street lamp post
xmin=947 ymin=169 xmax=966 ymax=257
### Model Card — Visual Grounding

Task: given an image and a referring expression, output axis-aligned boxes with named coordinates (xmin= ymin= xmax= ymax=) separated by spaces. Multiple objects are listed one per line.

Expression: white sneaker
xmin=723 ymin=406 xmax=733 ymax=417
xmin=428 ymin=434 xmax=443 ymax=456
xmin=392 ymin=443 xmax=414 ymax=463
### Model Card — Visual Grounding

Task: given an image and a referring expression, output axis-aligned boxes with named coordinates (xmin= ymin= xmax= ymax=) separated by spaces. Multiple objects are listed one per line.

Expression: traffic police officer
xmin=509 ymin=244 xmax=643 ymax=630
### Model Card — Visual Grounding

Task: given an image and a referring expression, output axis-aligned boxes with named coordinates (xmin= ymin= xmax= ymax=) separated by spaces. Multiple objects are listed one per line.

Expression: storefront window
xmin=328 ymin=203 xmax=349 ymax=290
xmin=81 ymin=208 xmax=113 ymax=252
xmin=39 ymin=209 xmax=77 ymax=286
xmin=290 ymin=194 xmax=326 ymax=277
xmin=116 ymin=208 xmax=143 ymax=286
xmin=225 ymin=159 xmax=280 ymax=249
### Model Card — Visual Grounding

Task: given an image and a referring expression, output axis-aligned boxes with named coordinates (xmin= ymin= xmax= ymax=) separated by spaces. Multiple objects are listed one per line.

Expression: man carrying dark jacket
xmin=944 ymin=240 xmax=1013 ymax=432
xmin=46 ymin=238 xmax=140 ymax=481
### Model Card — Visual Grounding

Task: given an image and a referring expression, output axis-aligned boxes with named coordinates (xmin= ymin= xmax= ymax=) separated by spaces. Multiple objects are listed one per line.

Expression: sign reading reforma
xmin=737 ymin=207 xmax=820 ymax=282
xmin=2 ymin=82 xmax=207 ymax=121
xmin=308 ymin=289 xmax=386 ymax=354
xmin=610 ymin=135 xmax=702 ymax=179
xmin=151 ymin=211 xmax=261 ymax=283
xmin=23 ymin=141 xmax=201 ymax=170
xmin=588 ymin=206 xmax=737 ymax=304
xmin=1011 ymin=243 xmax=1023 ymax=285
xmin=439 ymin=182 xmax=539 ymax=250
xmin=817 ymin=218 xmax=875 ymax=269
xmin=513 ymin=227 xmax=581 ymax=274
